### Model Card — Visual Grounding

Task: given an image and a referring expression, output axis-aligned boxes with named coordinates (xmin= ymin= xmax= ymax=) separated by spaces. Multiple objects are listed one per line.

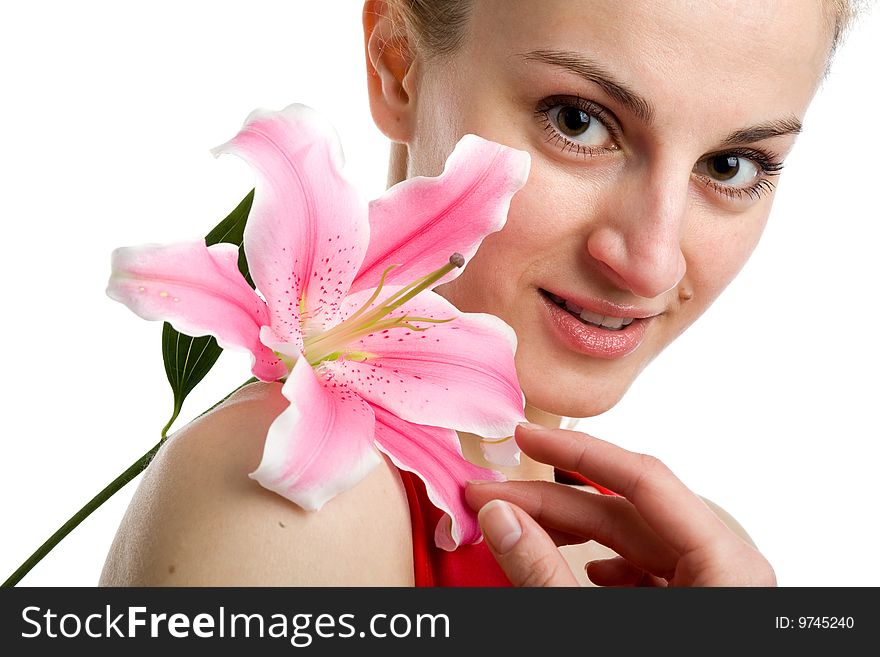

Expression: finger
xmin=466 ymin=479 xmax=678 ymax=576
xmin=514 ymin=423 xmax=732 ymax=555
xmin=478 ymin=499 xmax=579 ymax=587
xmin=467 ymin=484 xmax=587 ymax=547
xmin=586 ymin=557 xmax=668 ymax=588
xmin=545 ymin=528 xmax=590 ymax=547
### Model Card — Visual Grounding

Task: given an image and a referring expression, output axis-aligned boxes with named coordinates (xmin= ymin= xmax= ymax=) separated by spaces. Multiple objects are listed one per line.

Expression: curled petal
xmin=328 ymin=288 xmax=526 ymax=439
xmin=351 ymin=134 xmax=530 ymax=293
xmin=480 ymin=435 xmax=521 ymax=467
xmin=259 ymin=325 xmax=302 ymax=363
xmin=371 ymin=405 xmax=504 ymax=550
xmin=250 ymin=357 xmax=381 ymax=510
xmin=214 ymin=104 xmax=369 ymax=337
xmin=107 ymin=241 xmax=285 ymax=381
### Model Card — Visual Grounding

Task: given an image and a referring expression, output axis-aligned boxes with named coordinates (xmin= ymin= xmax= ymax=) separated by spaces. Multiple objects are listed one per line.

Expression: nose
xmin=584 ymin=165 xmax=687 ymax=299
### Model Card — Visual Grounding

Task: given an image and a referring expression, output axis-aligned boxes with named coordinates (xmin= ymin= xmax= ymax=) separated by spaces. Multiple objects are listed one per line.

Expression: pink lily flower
xmin=107 ymin=104 xmax=530 ymax=549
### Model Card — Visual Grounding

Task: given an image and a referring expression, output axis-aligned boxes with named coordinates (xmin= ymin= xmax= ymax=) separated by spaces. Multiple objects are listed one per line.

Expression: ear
xmin=362 ymin=0 xmax=417 ymax=143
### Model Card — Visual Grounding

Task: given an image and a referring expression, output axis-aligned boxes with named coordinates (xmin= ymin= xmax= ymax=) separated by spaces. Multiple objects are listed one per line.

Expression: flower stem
xmin=1 ymin=442 xmax=162 ymax=588
xmin=1 ymin=376 xmax=258 ymax=588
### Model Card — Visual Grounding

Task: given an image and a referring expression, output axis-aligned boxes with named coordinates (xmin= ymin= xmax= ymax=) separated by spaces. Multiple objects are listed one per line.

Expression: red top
xmin=398 ymin=468 xmax=619 ymax=587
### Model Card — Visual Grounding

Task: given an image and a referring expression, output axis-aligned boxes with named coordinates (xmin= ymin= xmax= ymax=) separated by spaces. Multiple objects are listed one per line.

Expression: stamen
xmin=375 ymin=253 xmax=464 ymax=313
xmin=302 ymin=254 xmax=464 ymax=365
xmin=341 ymin=263 xmax=399 ymax=326
xmin=300 ymin=264 xmax=397 ymax=362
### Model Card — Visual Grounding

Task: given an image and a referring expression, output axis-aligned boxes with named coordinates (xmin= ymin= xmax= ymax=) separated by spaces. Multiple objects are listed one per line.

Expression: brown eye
xmin=708 ymin=155 xmax=740 ymax=181
xmin=546 ymin=104 xmax=613 ymax=148
xmin=557 ymin=106 xmax=591 ymax=136
xmin=695 ymin=153 xmax=759 ymax=187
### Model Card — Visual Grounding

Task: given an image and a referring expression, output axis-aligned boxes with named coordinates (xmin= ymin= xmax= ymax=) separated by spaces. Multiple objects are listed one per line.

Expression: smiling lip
xmin=539 ymin=288 xmax=654 ymax=359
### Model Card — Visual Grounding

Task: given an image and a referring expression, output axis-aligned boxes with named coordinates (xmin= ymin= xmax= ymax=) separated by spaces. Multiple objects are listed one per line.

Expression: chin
xmin=520 ymin=370 xmax=631 ymax=419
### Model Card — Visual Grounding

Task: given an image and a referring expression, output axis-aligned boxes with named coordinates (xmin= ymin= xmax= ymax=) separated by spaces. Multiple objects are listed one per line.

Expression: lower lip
xmin=539 ymin=292 xmax=651 ymax=359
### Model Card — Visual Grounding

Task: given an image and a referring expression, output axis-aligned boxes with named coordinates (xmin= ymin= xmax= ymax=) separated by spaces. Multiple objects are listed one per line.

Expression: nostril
xmin=585 ymin=226 xmax=686 ymax=298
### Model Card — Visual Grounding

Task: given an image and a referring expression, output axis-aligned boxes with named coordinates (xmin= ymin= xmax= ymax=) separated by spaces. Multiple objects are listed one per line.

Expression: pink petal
xmin=250 ymin=357 xmax=381 ymax=510
xmin=108 ymin=241 xmax=286 ymax=381
xmin=350 ymin=134 xmax=530 ymax=294
xmin=325 ymin=288 xmax=526 ymax=440
xmin=259 ymin=325 xmax=301 ymax=362
xmin=371 ymin=405 xmax=504 ymax=550
xmin=213 ymin=104 xmax=369 ymax=338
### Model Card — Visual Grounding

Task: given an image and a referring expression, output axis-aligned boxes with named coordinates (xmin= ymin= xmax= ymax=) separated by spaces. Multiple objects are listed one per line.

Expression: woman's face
xmin=406 ymin=0 xmax=832 ymax=417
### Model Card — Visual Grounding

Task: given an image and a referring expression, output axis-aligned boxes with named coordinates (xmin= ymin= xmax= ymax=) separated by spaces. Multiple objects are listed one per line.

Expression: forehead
xmin=463 ymin=0 xmax=831 ymax=126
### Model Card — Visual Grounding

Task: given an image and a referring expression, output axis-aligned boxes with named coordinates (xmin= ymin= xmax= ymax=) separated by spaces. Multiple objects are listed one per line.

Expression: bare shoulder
xmin=99 ymin=381 xmax=414 ymax=586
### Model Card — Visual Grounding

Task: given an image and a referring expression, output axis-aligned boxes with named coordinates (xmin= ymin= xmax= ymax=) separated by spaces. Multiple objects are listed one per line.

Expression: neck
xmin=458 ymin=404 xmax=563 ymax=481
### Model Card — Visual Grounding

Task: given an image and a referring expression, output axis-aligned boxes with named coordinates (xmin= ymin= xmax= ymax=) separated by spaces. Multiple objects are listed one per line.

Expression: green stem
xmin=2 ymin=376 xmax=258 ymax=588
xmin=2 ymin=443 xmax=162 ymax=588
xmin=160 ymin=402 xmax=182 ymax=442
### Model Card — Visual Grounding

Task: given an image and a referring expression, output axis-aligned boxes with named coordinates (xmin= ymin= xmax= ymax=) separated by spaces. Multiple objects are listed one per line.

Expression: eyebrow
xmin=519 ymin=48 xmax=803 ymax=144
xmin=721 ymin=119 xmax=802 ymax=145
xmin=519 ymin=48 xmax=655 ymax=123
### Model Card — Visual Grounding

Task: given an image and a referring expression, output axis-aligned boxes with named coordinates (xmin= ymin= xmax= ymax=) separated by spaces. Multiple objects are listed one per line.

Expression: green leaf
xmin=160 ymin=189 xmax=256 ymax=437
xmin=204 ymin=188 xmax=256 ymax=288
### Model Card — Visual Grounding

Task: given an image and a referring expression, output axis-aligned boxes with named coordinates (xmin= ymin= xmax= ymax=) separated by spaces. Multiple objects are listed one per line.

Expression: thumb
xmin=478 ymin=500 xmax=579 ymax=587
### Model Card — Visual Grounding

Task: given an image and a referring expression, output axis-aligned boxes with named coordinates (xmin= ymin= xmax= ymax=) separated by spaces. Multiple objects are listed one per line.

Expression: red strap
xmin=401 ymin=467 xmax=621 ymax=587
xmin=552 ymin=468 xmax=622 ymax=496
xmin=400 ymin=468 xmax=511 ymax=587
xmin=399 ymin=467 xmax=435 ymax=586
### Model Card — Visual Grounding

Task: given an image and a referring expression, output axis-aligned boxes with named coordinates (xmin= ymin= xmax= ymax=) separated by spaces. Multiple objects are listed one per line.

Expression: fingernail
xmin=479 ymin=500 xmax=522 ymax=555
xmin=517 ymin=421 xmax=550 ymax=431
xmin=466 ymin=479 xmax=496 ymax=485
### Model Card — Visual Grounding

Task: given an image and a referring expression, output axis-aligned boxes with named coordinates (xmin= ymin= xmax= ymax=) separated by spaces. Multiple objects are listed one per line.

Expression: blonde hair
xmin=825 ymin=0 xmax=863 ymax=59
xmin=385 ymin=0 xmax=862 ymax=184
xmin=389 ymin=0 xmax=860 ymax=59
xmin=386 ymin=0 xmax=473 ymax=59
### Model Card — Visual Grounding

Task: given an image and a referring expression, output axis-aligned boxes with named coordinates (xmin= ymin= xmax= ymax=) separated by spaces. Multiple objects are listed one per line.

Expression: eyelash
xmin=534 ymin=95 xmax=621 ymax=157
xmin=697 ymin=148 xmax=784 ymax=201
xmin=535 ymin=95 xmax=785 ymax=202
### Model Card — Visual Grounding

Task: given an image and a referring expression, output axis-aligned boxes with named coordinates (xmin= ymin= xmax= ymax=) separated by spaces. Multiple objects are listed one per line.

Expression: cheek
xmin=488 ymin=163 xmax=600 ymax=256
xmin=683 ymin=213 xmax=769 ymax=325
xmin=433 ymin=230 xmax=518 ymax=313
xmin=459 ymin=176 xmax=582 ymax=289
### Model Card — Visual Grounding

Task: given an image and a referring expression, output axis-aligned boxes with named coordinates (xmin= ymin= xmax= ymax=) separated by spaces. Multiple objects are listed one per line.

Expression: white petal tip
xmin=434 ymin=515 xmax=460 ymax=552
xmin=248 ymin=470 xmax=328 ymax=512
xmin=480 ymin=437 xmax=521 ymax=467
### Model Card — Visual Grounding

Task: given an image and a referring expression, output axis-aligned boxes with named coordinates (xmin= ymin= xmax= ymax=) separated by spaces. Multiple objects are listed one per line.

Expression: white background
xmin=1 ymin=1 xmax=877 ymax=588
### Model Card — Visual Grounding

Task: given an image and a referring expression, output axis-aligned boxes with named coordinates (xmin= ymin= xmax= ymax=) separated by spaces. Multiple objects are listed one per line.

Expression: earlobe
xmin=362 ymin=0 xmax=416 ymax=142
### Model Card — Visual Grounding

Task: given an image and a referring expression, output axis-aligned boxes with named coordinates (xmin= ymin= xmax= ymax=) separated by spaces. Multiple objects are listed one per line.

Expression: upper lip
xmin=541 ymin=288 xmax=661 ymax=319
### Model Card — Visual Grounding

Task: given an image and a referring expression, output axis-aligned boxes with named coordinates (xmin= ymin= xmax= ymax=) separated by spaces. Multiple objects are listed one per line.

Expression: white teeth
xmin=600 ymin=316 xmax=624 ymax=330
xmin=580 ymin=310 xmax=625 ymax=330
xmin=547 ymin=290 xmax=635 ymax=330
xmin=579 ymin=309 xmax=605 ymax=325
xmin=564 ymin=300 xmax=584 ymax=314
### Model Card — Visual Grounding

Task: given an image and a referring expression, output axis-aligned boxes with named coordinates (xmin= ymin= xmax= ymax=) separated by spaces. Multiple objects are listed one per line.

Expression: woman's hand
xmin=465 ymin=423 xmax=776 ymax=587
